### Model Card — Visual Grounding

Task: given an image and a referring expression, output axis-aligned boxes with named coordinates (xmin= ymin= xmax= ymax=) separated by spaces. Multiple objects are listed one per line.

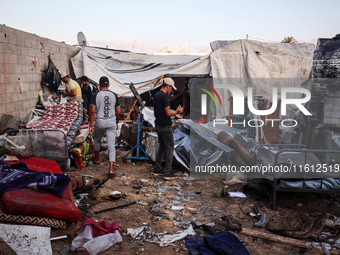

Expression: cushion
xmin=2 ymin=157 xmax=81 ymax=222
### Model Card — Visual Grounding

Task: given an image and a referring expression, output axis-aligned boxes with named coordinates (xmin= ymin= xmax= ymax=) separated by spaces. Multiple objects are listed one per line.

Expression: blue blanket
xmin=0 ymin=161 xmax=70 ymax=198
xmin=185 ymin=231 xmax=250 ymax=255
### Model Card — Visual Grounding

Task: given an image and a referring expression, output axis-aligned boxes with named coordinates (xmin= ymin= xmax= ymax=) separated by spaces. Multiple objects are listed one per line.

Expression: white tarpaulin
xmin=71 ymin=47 xmax=210 ymax=97
xmin=209 ymin=40 xmax=315 ymax=118
xmin=71 ymin=41 xmax=314 ymax=118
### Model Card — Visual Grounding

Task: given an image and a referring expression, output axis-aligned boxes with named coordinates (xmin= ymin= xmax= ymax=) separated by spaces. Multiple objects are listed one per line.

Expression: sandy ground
xmin=50 ymin=156 xmax=340 ymax=255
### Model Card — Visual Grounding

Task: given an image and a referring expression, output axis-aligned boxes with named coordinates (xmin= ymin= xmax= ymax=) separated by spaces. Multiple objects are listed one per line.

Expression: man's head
xmin=80 ymin=76 xmax=89 ymax=86
xmin=99 ymin=76 xmax=110 ymax=88
xmin=161 ymin=77 xmax=176 ymax=94
xmin=61 ymin=72 xmax=70 ymax=83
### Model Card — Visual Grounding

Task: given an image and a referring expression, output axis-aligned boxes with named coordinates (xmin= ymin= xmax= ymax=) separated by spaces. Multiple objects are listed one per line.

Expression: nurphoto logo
xmin=200 ymin=84 xmax=312 ymax=128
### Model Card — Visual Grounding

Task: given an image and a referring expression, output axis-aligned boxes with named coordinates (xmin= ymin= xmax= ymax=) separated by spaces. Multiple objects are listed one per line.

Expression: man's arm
xmin=89 ymin=105 xmax=96 ymax=135
xmin=164 ymin=105 xmax=183 ymax=117
xmin=63 ymin=88 xmax=76 ymax=97
xmin=116 ymin=106 xmax=121 ymax=126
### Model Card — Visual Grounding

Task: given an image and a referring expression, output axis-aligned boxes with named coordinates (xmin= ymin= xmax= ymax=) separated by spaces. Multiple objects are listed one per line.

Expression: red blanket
xmin=2 ymin=157 xmax=81 ymax=222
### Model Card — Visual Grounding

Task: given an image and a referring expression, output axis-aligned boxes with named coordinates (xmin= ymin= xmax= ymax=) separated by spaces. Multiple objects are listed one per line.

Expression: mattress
xmin=24 ymin=101 xmax=83 ymax=149
xmin=2 ymin=157 xmax=81 ymax=222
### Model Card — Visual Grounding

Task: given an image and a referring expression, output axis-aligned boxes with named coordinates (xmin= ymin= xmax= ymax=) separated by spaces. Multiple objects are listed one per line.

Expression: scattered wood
xmin=240 ymin=228 xmax=340 ymax=255
xmin=0 ymin=238 xmax=18 ymax=255
xmin=240 ymin=228 xmax=307 ymax=248
xmin=119 ymin=76 xmax=163 ymax=97
xmin=94 ymin=201 xmax=137 ymax=214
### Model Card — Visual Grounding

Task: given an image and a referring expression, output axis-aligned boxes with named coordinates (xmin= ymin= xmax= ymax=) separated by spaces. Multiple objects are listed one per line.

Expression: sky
xmin=1 ymin=0 xmax=339 ymax=54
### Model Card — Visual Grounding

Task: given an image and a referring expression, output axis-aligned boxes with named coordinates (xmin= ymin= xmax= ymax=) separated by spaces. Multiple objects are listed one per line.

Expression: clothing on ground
xmin=185 ymin=231 xmax=250 ymax=255
xmin=0 ymin=161 xmax=70 ymax=198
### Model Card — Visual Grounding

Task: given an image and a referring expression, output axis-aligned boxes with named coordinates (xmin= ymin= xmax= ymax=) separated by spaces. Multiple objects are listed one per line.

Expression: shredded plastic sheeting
xmin=71 ymin=225 xmax=122 ymax=255
xmin=0 ymin=224 xmax=52 ymax=255
xmin=190 ymin=122 xmax=236 ymax=170
xmin=173 ymin=122 xmax=191 ymax=171
xmin=127 ymin=225 xmax=195 ymax=247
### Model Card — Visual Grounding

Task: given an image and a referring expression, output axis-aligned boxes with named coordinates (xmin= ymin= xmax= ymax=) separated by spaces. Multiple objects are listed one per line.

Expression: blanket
xmin=26 ymin=101 xmax=80 ymax=134
xmin=0 ymin=161 xmax=70 ymax=198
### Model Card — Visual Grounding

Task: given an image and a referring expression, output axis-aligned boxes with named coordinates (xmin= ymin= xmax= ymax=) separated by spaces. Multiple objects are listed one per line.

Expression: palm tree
xmin=281 ymin=36 xmax=297 ymax=43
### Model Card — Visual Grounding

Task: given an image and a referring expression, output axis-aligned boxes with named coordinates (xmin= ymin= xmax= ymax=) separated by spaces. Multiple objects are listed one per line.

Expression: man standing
xmin=153 ymin=77 xmax=183 ymax=180
xmin=60 ymin=73 xmax=83 ymax=103
xmin=89 ymin=76 xmax=121 ymax=177
xmin=80 ymin=76 xmax=98 ymax=114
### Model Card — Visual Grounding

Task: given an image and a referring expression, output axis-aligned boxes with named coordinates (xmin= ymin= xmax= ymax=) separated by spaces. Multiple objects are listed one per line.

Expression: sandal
xmin=93 ymin=160 xmax=100 ymax=165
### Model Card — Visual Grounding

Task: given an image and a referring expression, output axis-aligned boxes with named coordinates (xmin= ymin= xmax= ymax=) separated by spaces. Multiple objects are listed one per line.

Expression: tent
xmin=71 ymin=40 xmax=315 ymax=117
xmin=71 ymin=47 xmax=210 ymax=97
xmin=209 ymin=40 xmax=315 ymax=118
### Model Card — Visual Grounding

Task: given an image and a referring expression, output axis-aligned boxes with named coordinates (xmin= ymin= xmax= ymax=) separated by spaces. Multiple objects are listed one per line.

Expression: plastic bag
xmin=71 ymin=225 xmax=122 ymax=255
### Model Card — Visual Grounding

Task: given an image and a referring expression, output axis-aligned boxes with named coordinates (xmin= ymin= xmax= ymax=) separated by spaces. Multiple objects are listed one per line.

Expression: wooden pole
xmin=0 ymin=238 xmax=18 ymax=255
xmin=124 ymin=99 xmax=137 ymax=124
xmin=183 ymin=91 xmax=185 ymax=116
xmin=240 ymin=228 xmax=340 ymax=254
xmin=240 ymin=228 xmax=306 ymax=248
xmin=169 ymin=92 xmax=184 ymax=102
xmin=118 ymin=76 xmax=164 ymax=97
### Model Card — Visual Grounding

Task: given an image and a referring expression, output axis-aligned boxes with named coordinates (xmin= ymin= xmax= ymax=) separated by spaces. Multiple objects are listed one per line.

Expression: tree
xmin=281 ymin=36 xmax=298 ymax=43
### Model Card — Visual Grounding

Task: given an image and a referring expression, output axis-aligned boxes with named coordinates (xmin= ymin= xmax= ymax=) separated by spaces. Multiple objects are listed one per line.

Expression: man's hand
xmin=89 ymin=125 xmax=94 ymax=136
xmin=176 ymin=105 xmax=184 ymax=114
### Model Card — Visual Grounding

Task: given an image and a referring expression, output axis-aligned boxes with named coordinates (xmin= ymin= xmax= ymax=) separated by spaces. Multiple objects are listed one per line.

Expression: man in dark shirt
xmin=153 ymin=78 xmax=183 ymax=180
xmin=80 ymin=76 xmax=98 ymax=114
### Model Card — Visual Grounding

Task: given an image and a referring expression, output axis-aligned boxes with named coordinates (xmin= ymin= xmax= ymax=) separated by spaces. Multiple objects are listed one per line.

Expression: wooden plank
xmin=124 ymin=99 xmax=137 ymax=124
xmin=240 ymin=228 xmax=340 ymax=254
xmin=0 ymin=238 xmax=18 ymax=255
xmin=169 ymin=92 xmax=184 ymax=102
xmin=240 ymin=228 xmax=307 ymax=248
xmin=118 ymin=76 xmax=164 ymax=97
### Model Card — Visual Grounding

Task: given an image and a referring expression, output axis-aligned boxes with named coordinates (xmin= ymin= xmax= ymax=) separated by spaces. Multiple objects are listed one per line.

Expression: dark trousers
xmin=155 ymin=124 xmax=174 ymax=174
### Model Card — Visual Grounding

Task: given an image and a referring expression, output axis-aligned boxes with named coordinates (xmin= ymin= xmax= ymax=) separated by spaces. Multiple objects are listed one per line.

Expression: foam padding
xmin=2 ymin=157 xmax=81 ymax=222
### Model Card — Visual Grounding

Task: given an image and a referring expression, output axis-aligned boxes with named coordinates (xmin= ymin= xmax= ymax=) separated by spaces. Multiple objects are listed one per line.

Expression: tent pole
xmin=118 ymin=76 xmax=164 ymax=97
xmin=124 ymin=99 xmax=137 ymax=124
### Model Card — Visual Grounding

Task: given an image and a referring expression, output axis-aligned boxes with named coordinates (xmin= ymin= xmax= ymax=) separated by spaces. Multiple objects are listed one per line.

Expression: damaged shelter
xmin=2 ymin=22 xmax=340 ymax=254
xmin=69 ymin=40 xmax=317 ymax=170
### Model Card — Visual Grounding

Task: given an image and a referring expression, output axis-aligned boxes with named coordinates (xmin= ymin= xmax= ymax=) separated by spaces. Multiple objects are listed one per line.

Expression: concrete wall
xmin=0 ymin=25 xmax=80 ymax=120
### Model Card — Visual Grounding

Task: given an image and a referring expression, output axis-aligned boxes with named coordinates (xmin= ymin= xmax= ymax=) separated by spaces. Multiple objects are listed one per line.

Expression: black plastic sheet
xmin=41 ymin=55 xmax=61 ymax=94
xmin=173 ymin=122 xmax=190 ymax=171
